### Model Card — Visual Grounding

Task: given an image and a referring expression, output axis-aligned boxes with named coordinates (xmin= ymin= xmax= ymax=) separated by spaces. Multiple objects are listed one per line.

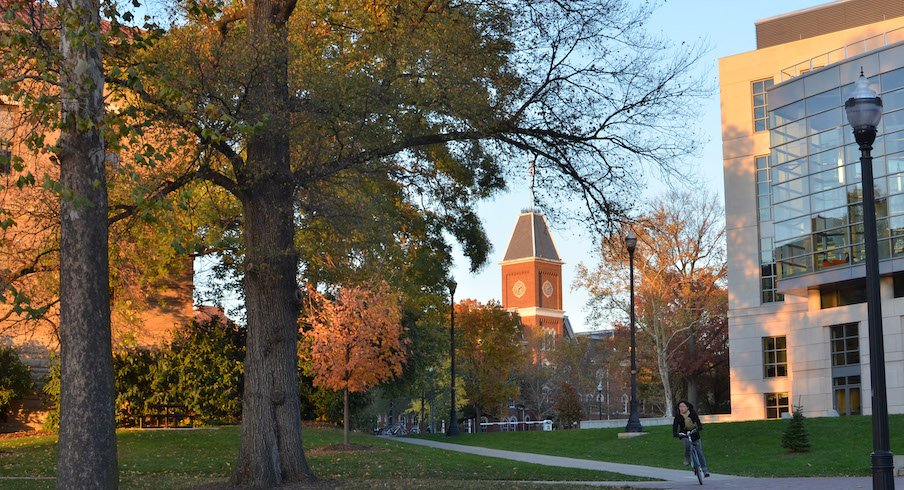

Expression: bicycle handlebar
xmin=678 ymin=428 xmax=698 ymax=438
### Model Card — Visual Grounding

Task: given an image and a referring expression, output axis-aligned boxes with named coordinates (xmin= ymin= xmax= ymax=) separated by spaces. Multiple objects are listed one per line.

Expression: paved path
xmin=389 ymin=436 xmax=904 ymax=489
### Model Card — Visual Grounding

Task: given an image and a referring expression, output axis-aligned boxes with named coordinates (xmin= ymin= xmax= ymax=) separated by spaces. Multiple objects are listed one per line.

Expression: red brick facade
xmin=500 ymin=211 xmax=565 ymax=338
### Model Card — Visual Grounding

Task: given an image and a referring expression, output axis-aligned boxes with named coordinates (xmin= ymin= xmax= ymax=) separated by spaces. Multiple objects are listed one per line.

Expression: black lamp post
xmin=625 ymin=231 xmax=643 ymax=433
xmin=597 ymin=382 xmax=604 ymax=420
xmin=845 ymin=71 xmax=893 ymax=490
xmin=447 ymin=279 xmax=459 ymax=436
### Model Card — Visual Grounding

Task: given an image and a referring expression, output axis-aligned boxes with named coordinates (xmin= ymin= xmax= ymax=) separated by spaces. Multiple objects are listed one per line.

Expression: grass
xmin=6 ymin=414 xmax=895 ymax=486
xmin=420 ymin=414 xmax=904 ymax=477
xmin=0 ymin=427 xmax=645 ymax=489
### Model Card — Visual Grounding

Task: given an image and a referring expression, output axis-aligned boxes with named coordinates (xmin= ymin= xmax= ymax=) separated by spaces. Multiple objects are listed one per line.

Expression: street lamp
xmin=844 ymin=71 xmax=893 ymax=489
xmin=624 ymin=230 xmax=642 ymax=433
xmin=597 ymin=382 xmax=604 ymax=420
xmin=447 ymin=279 xmax=459 ymax=436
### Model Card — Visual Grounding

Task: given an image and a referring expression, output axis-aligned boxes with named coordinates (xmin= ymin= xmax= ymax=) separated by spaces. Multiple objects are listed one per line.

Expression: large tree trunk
xmin=231 ymin=0 xmax=313 ymax=486
xmin=56 ymin=0 xmax=119 ymax=487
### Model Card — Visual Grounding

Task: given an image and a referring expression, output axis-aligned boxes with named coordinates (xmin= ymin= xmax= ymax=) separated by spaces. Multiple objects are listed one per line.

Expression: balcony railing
xmin=780 ymin=27 xmax=904 ymax=82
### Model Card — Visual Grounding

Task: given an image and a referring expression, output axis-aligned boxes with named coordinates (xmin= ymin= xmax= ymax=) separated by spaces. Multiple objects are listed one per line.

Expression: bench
xmin=140 ymin=403 xmax=194 ymax=428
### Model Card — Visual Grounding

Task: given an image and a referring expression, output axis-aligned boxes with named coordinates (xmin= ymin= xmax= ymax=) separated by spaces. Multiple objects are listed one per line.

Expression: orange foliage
xmin=302 ymin=282 xmax=408 ymax=393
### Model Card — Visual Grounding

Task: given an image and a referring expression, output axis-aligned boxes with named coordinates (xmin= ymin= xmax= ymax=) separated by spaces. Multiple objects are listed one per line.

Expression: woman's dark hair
xmin=675 ymin=400 xmax=695 ymax=415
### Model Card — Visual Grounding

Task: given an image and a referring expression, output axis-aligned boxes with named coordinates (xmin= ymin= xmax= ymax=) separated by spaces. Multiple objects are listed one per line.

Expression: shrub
xmin=113 ymin=347 xmax=160 ymax=426
xmin=0 ymin=345 xmax=32 ymax=421
xmin=781 ymin=405 xmax=811 ymax=453
xmin=45 ymin=317 xmax=246 ymax=429
xmin=154 ymin=316 xmax=245 ymax=423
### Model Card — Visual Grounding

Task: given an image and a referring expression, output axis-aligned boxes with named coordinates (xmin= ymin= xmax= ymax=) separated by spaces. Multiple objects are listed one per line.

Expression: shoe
xmin=704 ymin=473 xmax=710 ymax=478
xmin=683 ymin=459 xmax=689 ymax=466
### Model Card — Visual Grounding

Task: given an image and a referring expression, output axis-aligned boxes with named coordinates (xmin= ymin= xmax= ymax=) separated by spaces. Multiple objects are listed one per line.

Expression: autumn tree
xmin=553 ymin=382 xmax=583 ymax=428
xmin=303 ymin=282 xmax=407 ymax=447
xmin=672 ymin=288 xmax=730 ymax=413
xmin=577 ymin=190 xmax=727 ymax=416
xmin=455 ymin=300 xmax=524 ymax=427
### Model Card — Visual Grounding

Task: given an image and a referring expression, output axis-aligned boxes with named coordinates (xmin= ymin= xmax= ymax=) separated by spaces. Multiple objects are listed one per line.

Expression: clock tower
xmin=501 ymin=209 xmax=565 ymax=339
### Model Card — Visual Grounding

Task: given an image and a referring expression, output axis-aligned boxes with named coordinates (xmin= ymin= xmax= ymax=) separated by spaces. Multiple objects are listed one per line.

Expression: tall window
xmin=756 ymin=155 xmax=783 ymax=303
xmin=762 ymin=336 xmax=787 ymax=378
xmin=752 ymin=78 xmax=774 ymax=132
xmin=755 ymin=155 xmax=772 ymax=222
xmin=764 ymin=392 xmax=789 ymax=419
xmin=829 ymin=323 xmax=861 ymax=416
xmin=830 ymin=323 xmax=859 ymax=367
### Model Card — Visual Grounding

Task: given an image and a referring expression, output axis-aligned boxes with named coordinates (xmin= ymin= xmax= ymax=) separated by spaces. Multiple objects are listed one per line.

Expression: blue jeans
xmin=682 ymin=437 xmax=709 ymax=473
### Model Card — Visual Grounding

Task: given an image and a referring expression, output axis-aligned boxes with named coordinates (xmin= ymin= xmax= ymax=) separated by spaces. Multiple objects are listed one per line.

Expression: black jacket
xmin=672 ymin=409 xmax=703 ymax=442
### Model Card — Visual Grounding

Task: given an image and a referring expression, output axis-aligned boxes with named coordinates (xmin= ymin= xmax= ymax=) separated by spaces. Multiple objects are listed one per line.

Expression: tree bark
xmin=56 ymin=0 xmax=119 ymax=487
xmin=648 ymin=305 xmax=674 ymax=418
xmin=653 ymin=321 xmax=674 ymax=418
xmin=419 ymin=391 xmax=425 ymax=434
xmin=230 ymin=0 xmax=314 ymax=486
xmin=343 ymin=388 xmax=350 ymax=447
xmin=233 ymin=186 xmax=312 ymax=486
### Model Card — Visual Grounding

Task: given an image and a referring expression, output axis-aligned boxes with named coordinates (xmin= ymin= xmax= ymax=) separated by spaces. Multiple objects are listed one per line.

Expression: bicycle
xmin=678 ymin=427 xmax=704 ymax=485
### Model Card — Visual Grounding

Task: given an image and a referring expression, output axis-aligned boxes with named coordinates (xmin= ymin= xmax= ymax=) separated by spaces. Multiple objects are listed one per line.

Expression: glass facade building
xmin=768 ymin=43 xmax=904 ymax=281
xmin=720 ymin=0 xmax=904 ymax=422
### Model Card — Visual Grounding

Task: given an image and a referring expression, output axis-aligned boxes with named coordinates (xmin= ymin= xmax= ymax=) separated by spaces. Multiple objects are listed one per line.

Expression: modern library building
xmin=720 ymin=0 xmax=904 ymax=420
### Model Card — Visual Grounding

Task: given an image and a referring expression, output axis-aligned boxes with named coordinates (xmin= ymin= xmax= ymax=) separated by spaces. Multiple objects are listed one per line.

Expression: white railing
xmin=780 ymin=27 xmax=904 ymax=82
xmin=479 ymin=420 xmax=553 ymax=432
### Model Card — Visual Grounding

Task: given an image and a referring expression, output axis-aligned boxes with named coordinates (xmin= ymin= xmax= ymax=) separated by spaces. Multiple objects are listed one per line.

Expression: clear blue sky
xmin=447 ymin=0 xmax=830 ymax=333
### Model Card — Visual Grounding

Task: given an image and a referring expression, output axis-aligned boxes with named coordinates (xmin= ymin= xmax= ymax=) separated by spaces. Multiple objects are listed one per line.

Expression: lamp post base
xmin=617 ymin=431 xmax=649 ymax=439
xmin=625 ymin=399 xmax=643 ymax=433
xmin=872 ymin=450 xmax=895 ymax=490
xmin=624 ymin=419 xmax=643 ymax=433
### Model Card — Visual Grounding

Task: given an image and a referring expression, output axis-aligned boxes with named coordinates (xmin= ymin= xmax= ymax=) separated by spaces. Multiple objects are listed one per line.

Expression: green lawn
xmin=5 ymin=414 xmax=895 ymax=487
xmin=421 ymin=414 xmax=904 ymax=477
xmin=0 ymin=427 xmax=645 ymax=489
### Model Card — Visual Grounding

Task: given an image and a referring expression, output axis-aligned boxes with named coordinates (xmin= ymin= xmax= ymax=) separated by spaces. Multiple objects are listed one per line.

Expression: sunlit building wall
xmin=720 ymin=0 xmax=904 ymax=421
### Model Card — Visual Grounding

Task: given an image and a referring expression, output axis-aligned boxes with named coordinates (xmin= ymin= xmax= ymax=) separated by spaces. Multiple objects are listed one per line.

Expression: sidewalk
xmin=389 ymin=436 xmax=904 ymax=489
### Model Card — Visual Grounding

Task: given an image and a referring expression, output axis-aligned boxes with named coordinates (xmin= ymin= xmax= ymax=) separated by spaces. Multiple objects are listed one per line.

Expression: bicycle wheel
xmin=691 ymin=449 xmax=703 ymax=485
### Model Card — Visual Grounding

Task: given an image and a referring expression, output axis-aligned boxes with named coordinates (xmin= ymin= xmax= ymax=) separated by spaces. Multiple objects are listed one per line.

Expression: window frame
xmin=830 ymin=322 xmax=860 ymax=366
xmin=762 ymin=336 xmax=788 ymax=378
xmin=753 ymin=78 xmax=775 ymax=132
xmin=764 ymin=392 xmax=790 ymax=419
xmin=756 ymin=154 xmax=784 ymax=303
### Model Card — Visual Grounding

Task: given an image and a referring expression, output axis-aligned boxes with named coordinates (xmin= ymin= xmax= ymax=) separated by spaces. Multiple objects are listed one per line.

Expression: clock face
xmin=542 ymin=280 xmax=554 ymax=298
xmin=512 ymin=280 xmax=526 ymax=298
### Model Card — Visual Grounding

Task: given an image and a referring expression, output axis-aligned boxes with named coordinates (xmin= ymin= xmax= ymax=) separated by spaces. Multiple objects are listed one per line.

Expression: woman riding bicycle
xmin=672 ymin=400 xmax=710 ymax=478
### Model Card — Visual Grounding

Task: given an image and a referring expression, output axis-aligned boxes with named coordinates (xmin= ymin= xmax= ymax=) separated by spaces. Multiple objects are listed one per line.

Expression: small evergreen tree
xmin=781 ymin=405 xmax=811 ymax=453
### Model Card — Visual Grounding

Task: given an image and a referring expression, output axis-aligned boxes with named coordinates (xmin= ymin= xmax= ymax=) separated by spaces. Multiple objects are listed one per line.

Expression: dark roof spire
xmin=502 ymin=210 xmax=562 ymax=262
